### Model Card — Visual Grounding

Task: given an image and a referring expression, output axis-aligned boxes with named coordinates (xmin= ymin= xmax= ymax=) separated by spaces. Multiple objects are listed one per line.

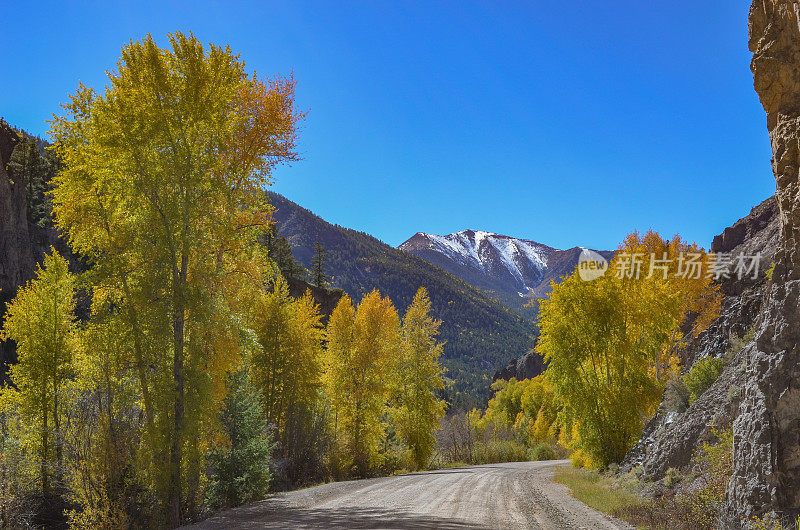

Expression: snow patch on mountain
xmin=402 ymin=229 xmax=554 ymax=294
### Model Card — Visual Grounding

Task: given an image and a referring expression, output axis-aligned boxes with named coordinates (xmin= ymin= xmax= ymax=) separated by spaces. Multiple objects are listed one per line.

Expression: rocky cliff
xmin=0 ymin=120 xmax=34 ymax=376
xmin=628 ymin=1 xmax=800 ymax=522
xmin=0 ymin=120 xmax=33 ymax=304
xmin=0 ymin=121 xmax=80 ymax=379
xmin=492 ymin=347 xmax=546 ymax=382
xmin=724 ymin=1 xmax=800 ymax=522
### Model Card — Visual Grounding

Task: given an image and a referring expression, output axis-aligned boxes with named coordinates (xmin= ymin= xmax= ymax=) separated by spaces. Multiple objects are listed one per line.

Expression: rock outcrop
xmin=492 ymin=348 xmax=546 ymax=383
xmin=724 ymin=1 xmax=800 ymax=522
xmin=0 ymin=122 xmax=78 ymax=380
xmin=286 ymin=276 xmax=343 ymax=324
xmin=0 ymin=120 xmax=34 ymax=376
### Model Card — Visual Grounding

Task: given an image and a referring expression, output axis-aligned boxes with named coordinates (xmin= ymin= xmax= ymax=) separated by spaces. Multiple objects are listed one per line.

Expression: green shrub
xmin=683 ymin=357 xmax=723 ymax=404
xmin=529 ymin=444 xmax=557 ymax=461
xmin=728 ymin=326 xmax=755 ymax=357
xmin=665 ymin=374 xmax=691 ymax=412
xmin=664 ymin=467 xmax=681 ymax=488
xmin=616 ymin=428 xmax=733 ymax=530
xmin=470 ymin=440 xmax=528 ymax=464
xmin=679 ymin=425 xmax=733 ymax=529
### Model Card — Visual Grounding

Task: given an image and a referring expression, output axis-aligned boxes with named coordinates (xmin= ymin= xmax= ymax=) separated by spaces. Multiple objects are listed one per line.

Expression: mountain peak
xmin=399 ymin=230 xmax=555 ymax=295
xmin=399 ymin=230 xmax=613 ymax=310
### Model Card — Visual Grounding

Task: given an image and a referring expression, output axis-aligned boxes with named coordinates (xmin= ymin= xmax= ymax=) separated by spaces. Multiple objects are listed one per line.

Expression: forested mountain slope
xmin=267 ymin=192 xmax=536 ymax=408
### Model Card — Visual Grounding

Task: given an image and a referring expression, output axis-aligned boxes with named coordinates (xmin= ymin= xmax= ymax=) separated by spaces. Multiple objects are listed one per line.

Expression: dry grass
xmin=553 ymin=466 xmax=644 ymax=517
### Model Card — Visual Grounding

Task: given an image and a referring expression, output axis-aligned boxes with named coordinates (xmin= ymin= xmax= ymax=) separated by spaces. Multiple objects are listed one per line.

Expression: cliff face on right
xmin=626 ymin=3 xmax=800 ymax=524
xmin=727 ymin=0 xmax=800 ymax=522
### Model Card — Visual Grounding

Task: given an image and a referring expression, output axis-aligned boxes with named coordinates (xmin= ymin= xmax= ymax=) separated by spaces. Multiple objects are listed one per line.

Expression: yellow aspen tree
xmin=324 ymin=290 xmax=400 ymax=477
xmin=0 ymin=250 xmax=76 ymax=496
xmin=538 ymin=231 xmax=720 ymax=468
xmin=394 ymin=287 xmax=446 ymax=470
xmin=248 ymin=275 xmax=323 ymax=444
xmin=616 ymin=230 xmax=721 ymax=375
xmin=323 ymin=294 xmax=356 ymax=478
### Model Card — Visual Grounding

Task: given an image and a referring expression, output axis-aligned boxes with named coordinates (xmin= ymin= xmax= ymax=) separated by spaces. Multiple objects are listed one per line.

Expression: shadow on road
xmin=191 ymin=505 xmax=491 ymax=529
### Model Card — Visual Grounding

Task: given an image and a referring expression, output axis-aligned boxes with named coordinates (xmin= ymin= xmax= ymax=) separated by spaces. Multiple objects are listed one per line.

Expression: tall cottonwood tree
xmin=49 ymin=32 xmax=302 ymax=525
xmin=0 ymin=250 xmax=76 ymax=496
xmin=394 ymin=288 xmax=446 ymax=469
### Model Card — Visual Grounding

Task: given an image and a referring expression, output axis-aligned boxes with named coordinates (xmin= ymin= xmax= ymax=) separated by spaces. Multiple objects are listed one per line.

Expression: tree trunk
xmin=53 ymin=376 xmax=62 ymax=480
xmin=168 ymin=253 xmax=188 ymax=527
xmin=41 ymin=393 xmax=49 ymax=495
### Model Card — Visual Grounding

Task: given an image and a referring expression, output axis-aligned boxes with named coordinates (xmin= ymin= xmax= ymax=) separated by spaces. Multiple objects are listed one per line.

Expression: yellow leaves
xmin=229 ymin=74 xmax=305 ymax=183
xmin=394 ymin=288 xmax=447 ymax=469
xmin=0 ymin=250 xmax=77 ymax=493
xmin=325 ymin=288 xmax=447 ymax=474
xmin=247 ymin=275 xmax=324 ymax=431
xmin=2 ymin=250 xmax=76 ymax=393
xmin=475 ymin=375 xmax=560 ymax=447
xmin=42 ymin=32 xmax=306 ymax=517
xmin=612 ymin=229 xmax=722 ymax=339
xmin=537 ymin=230 xmax=721 ymax=467
xmin=325 ymin=290 xmax=401 ymax=475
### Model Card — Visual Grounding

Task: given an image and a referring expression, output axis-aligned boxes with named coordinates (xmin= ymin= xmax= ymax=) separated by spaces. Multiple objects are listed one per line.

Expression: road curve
xmin=184 ymin=460 xmax=631 ymax=529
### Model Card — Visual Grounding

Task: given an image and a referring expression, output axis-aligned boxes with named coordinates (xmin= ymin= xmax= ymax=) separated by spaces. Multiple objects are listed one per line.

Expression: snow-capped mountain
xmin=400 ymin=230 xmax=554 ymax=295
xmin=399 ymin=229 xmax=613 ymax=312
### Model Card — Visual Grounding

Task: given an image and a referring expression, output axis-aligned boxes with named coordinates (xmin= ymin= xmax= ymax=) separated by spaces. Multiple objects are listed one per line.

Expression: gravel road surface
xmin=184 ymin=460 xmax=632 ymax=529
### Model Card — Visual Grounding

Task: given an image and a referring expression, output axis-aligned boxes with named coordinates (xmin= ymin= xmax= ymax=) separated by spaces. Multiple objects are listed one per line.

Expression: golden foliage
xmin=394 ymin=288 xmax=447 ymax=469
xmin=537 ymin=231 xmax=721 ymax=468
xmin=324 ymin=290 xmax=400 ymax=477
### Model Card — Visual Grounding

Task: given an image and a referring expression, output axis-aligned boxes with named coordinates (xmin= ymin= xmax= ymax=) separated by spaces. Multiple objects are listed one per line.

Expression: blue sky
xmin=1 ymin=1 xmax=774 ymax=250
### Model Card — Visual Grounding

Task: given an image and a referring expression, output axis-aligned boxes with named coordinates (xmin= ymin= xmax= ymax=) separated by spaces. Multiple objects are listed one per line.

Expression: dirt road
xmin=185 ymin=460 xmax=632 ymax=529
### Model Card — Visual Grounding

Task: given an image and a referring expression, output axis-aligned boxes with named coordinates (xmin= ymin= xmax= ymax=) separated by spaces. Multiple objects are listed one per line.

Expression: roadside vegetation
xmin=468 ymin=231 xmax=722 ymax=470
xmin=0 ymin=33 xmax=448 ymax=528
xmin=552 ymin=426 xmax=735 ymax=529
xmin=557 ymin=423 xmax=799 ymax=530
xmin=432 ymin=405 xmax=563 ymax=469
xmin=463 ymin=231 xmax=737 ymax=526
xmin=553 ymin=466 xmax=644 ymax=516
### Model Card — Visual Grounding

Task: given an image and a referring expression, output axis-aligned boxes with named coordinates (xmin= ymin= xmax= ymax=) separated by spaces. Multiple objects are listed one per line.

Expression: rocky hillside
xmin=622 ymin=196 xmax=778 ymax=479
xmin=492 ymin=348 xmax=547 ymax=382
xmin=400 ymin=230 xmax=612 ymax=316
xmin=267 ymin=191 xmax=536 ymax=408
xmin=630 ymin=4 xmax=800 ymax=522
